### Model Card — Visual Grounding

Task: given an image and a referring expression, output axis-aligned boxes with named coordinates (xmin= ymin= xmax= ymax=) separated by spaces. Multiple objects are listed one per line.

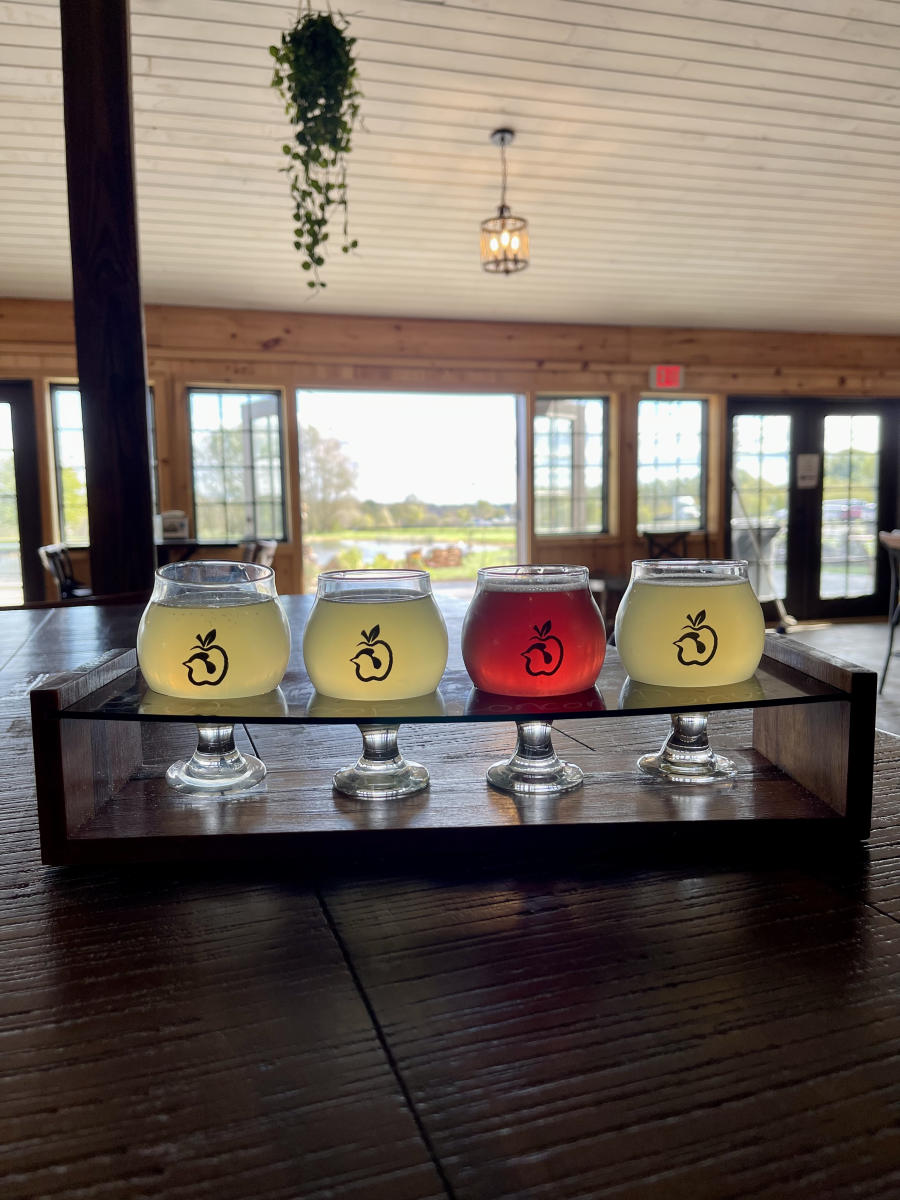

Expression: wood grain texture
xmin=59 ymin=0 xmax=156 ymax=596
xmin=321 ymin=866 xmax=900 ymax=1199
xmin=0 ymin=869 xmax=447 ymax=1200
xmin=5 ymin=601 xmax=900 ymax=1199
xmin=3 ymin=607 xmax=448 ymax=1199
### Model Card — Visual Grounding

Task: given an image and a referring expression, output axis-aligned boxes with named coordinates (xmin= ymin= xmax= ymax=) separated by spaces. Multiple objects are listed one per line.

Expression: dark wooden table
xmin=4 ymin=598 xmax=900 ymax=1199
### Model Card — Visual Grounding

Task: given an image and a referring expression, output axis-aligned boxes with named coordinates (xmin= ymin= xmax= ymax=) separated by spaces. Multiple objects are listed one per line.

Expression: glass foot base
xmin=165 ymin=722 xmax=267 ymax=794
xmin=486 ymin=719 xmax=584 ymax=797
xmin=637 ymin=712 xmax=736 ymax=784
xmin=637 ymin=750 xmax=736 ymax=784
xmin=487 ymin=758 xmax=583 ymax=796
xmin=166 ymin=753 xmax=267 ymax=794
xmin=332 ymin=723 xmax=430 ymax=800
xmin=333 ymin=760 xmax=429 ymax=800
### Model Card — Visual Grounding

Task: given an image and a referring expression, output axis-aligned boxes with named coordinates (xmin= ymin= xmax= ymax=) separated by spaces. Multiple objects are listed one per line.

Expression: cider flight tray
xmin=30 ymin=634 xmax=876 ymax=865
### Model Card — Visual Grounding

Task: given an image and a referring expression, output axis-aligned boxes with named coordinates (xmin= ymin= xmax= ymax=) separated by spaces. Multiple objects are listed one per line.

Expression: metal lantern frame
xmin=481 ymin=128 xmax=529 ymax=274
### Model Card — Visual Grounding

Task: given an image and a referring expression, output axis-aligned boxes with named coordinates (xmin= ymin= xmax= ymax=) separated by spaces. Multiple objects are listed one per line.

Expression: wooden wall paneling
xmin=144 ymin=307 xmax=635 ymax=367
xmin=59 ymin=0 xmax=156 ymax=596
xmin=0 ymin=301 xmax=76 ymax=349
xmin=8 ymin=300 xmax=900 ymax=381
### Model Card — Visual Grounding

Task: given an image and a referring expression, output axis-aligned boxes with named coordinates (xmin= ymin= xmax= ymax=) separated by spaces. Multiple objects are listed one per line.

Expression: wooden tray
xmin=30 ymin=635 xmax=876 ymax=865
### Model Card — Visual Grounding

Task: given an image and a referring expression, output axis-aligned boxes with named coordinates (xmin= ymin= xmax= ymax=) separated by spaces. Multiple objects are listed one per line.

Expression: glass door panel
xmin=728 ymin=398 xmax=897 ymax=622
xmin=0 ymin=382 xmax=42 ymax=603
xmin=0 ymin=402 xmax=23 ymax=605
xmin=820 ymin=413 xmax=880 ymax=600
xmin=730 ymin=413 xmax=790 ymax=603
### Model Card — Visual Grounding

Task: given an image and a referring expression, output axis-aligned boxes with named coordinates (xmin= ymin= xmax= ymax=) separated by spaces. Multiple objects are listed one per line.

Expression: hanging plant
xmin=269 ymin=5 xmax=361 ymax=289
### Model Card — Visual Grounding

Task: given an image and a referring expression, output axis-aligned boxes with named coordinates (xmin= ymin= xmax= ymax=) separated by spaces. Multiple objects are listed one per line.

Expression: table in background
xmin=154 ymin=538 xmax=198 ymax=566
xmin=2 ymin=596 xmax=900 ymax=1199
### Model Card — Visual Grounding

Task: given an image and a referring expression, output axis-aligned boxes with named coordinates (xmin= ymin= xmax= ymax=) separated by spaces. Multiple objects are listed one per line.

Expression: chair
xmin=38 ymin=544 xmax=93 ymax=600
xmin=238 ymin=538 xmax=278 ymax=568
xmin=879 ymin=531 xmax=900 ymax=694
xmin=645 ymin=530 xmax=690 ymax=558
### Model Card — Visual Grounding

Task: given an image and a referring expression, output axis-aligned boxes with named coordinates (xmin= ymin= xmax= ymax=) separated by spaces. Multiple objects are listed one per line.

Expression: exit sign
xmin=650 ymin=364 xmax=684 ymax=389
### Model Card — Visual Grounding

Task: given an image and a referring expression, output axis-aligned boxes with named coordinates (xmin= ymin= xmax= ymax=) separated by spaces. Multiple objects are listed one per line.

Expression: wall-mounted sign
xmin=649 ymin=364 xmax=684 ymax=389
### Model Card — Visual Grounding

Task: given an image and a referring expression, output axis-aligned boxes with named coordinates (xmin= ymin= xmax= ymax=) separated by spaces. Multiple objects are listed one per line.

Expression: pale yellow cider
xmin=615 ymin=578 xmax=764 ymax=686
xmin=302 ymin=592 xmax=448 ymax=700
xmin=137 ymin=595 xmax=291 ymax=699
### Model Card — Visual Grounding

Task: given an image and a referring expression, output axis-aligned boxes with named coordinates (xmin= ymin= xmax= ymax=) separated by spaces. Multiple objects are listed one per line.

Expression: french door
xmin=0 ymin=381 xmax=44 ymax=604
xmin=726 ymin=397 xmax=898 ymax=621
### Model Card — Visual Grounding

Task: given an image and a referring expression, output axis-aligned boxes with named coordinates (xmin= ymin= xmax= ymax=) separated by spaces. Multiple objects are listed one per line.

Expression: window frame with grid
xmin=188 ymin=388 xmax=286 ymax=544
xmin=50 ymin=383 xmax=158 ymax=548
xmin=636 ymin=395 xmax=708 ymax=534
xmin=532 ymin=395 xmax=609 ymax=536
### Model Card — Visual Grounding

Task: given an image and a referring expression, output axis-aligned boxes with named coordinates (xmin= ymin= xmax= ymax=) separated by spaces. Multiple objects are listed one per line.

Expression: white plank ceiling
xmin=3 ymin=0 xmax=900 ymax=332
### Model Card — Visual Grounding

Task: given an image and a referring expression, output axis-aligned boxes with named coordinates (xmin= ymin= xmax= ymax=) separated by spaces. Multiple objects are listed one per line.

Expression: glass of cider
xmin=137 ymin=559 xmax=291 ymax=793
xmin=461 ymin=564 xmax=607 ymax=797
xmin=302 ymin=568 xmax=449 ymax=798
xmin=614 ymin=559 xmax=765 ymax=782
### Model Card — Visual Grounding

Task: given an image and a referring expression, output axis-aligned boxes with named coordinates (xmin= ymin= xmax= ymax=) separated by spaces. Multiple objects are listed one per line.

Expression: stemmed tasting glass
xmin=137 ymin=560 xmax=291 ymax=793
xmin=302 ymin=568 xmax=448 ymax=798
xmin=614 ymin=559 xmax=765 ymax=782
xmin=461 ymin=564 xmax=606 ymax=795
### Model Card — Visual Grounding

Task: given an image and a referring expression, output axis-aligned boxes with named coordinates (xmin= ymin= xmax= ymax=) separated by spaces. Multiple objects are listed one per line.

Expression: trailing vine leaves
xmin=270 ymin=7 xmax=361 ymax=289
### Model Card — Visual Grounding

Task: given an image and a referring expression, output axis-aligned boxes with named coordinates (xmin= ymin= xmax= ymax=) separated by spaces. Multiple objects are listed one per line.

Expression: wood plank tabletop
xmin=3 ymin=597 xmax=900 ymax=1199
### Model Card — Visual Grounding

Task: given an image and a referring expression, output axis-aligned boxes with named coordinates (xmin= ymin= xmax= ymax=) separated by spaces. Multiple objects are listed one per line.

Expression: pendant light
xmin=480 ymin=128 xmax=529 ymax=274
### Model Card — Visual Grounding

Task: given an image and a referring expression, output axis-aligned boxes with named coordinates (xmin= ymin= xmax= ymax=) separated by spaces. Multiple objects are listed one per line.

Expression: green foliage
xmin=299 ymin=424 xmax=358 ymax=532
xmin=270 ymin=7 xmax=361 ymax=289
xmin=60 ymin=466 xmax=89 ymax=544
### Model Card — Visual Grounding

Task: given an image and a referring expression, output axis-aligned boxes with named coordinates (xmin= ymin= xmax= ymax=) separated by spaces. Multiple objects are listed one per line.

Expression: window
xmin=50 ymin=384 xmax=158 ymax=547
xmin=50 ymin=386 xmax=89 ymax=545
xmin=189 ymin=389 xmax=285 ymax=543
xmin=533 ymin=396 xmax=607 ymax=535
xmin=637 ymin=397 xmax=706 ymax=531
xmin=0 ymin=402 xmax=22 ymax=604
xmin=296 ymin=389 xmax=518 ymax=589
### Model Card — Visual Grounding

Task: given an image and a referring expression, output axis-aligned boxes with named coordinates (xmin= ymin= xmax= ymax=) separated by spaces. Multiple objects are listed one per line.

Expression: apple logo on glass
xmin=351 ymin=625 xmax=394 ymax=682
xmin=183 ymin=629 xmax=229 ymax=686
xmin=673 ymin=610 xmax=718 ymax=667
xmin=522 ymin=620 xmax=564 ymax=677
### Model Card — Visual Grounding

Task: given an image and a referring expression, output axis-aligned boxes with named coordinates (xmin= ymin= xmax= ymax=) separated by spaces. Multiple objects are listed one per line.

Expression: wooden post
xmin=59 ymin=0 xmax=156 ymax=595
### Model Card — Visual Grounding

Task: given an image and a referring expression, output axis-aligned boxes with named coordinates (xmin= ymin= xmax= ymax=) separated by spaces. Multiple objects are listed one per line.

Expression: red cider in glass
xmin=462 ymin=564 xmax=606 ymax=696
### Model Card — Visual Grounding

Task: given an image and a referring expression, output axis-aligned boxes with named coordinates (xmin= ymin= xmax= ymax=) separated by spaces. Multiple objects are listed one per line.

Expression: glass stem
xmin=166 ymin=722 xmax=267 ymax=793
xmin=486 ymin=719 xmax=584 ymax=796
xmin=332 ymin=723 xmax=430 ymax=799
xmin=192 ymin=722 xmax=245 ymax=771
xmin=664 ymin=712 xmax=714 ymax=761
xmin=646 ymin=711 xmax=736 ymax=781
xmin=508 ymin=719 xmax=562 ymax=773
xmin=356 ymin=723 xmax=405 ymax=772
